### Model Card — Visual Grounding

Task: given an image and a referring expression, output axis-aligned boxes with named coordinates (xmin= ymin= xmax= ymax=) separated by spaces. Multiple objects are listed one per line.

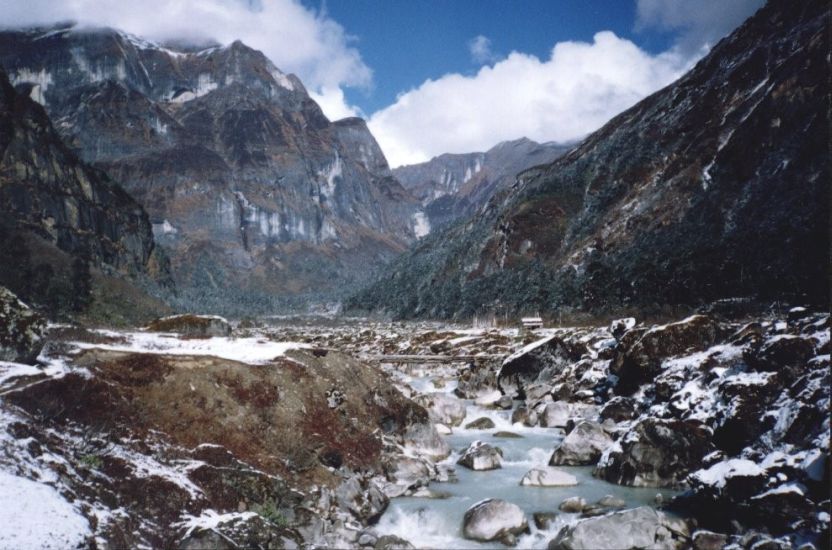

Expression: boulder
xmin=745 ymin=335 xmax=816 ymax=373
xmin=494 ymin=431 xmax=523 ymax=439
xmin=179 ymin=513 xmax=302 ymax=550
xmin=558 ymin=496 xmax=587 ymax=513
xmin=402 ymin=422 xmax=451 ymax=460
xmin=525 ymin=383 xmax=554 ymax=403
xmin=550 ymin=421 xmax=612 ymax=466
xmin=457 ymin=440 xmax=503 ymax=471
xmin=374 ymin=535 xmax=415 ymax=550
xmin=612 ymin=315 xmax=720 ymax=393
xmin=413 ymin=393 xmax=467 ymax=427
xmin=474 ymin=389 xmax=503 ymax=407
xmin=609 ymin=317 xmax=637 ymax=339
xmin=462 ymin=499 xmax=529 ymax=544
xmin=520 ymin=467 xmax=578 ymax=487
xmin=465 ymin=417 xmax=496 ymax=430
xmin=596 ymin=495 xmax=625 ymax=509
xmin=691 ymin=530 xmax=729 ymax=550
xmin=548 ymin=506 xmax=684 ymax=550
xmin=0 ymin=287 xmax=46 ymax=364
xmin=533 ymin=512 xmax=559 ymax=530
xmin=335 ymin=476 xmax=388 ymax=524
xmin=146 ymin=314 xmax=232 ymax=337
xmin=540 ymin=401 xmax=571 ymax=428
xmin=382 ymin=456 xmax=434 ymax=491
xmin=595 ymin=418 xmax=712 ymax=487
xmin=498 ymin=335 xmax=584 ymax=397
xmin=599 ymin=397 xmax=638 ymax=423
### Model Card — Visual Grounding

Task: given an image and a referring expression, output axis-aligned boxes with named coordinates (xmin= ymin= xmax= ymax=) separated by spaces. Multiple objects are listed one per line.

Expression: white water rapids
xmin=376 ymin=367 xmax=678 ymax=549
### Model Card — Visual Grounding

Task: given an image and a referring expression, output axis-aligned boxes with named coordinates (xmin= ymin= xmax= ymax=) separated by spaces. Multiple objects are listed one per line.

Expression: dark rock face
xmin=0 ymin=67 xmax=157 ymax=279
xmin=348 ymin=0 xmax=830 ymax=320
xmin=0 ymin=286 xmax=46 ymax=363
xmin=0 ymin=26 xmax=423 ymax=311
xmin=393 ymin=138 xmax=571 ymax=231
xmin=594 ymin=418 xmax=713 ymax=488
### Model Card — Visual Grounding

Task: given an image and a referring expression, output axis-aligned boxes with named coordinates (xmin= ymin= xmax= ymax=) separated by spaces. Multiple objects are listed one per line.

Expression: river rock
xmin=494 ymin=431 xmax=523 ymax=438
xmin=403 ymin=422 xmax=451 ymax=461
xmin=0 ymin=287 xmax=46 ymax=364
xmin=549 ymin=421 xmax=612 ymax=466
xmin=525 ymin=383 xmax=554 ymax=402
xmin=374 ymin=535 xmax=416 ymax=549
xmin=595 ymin=418 xmax=711 ymax=487
xmin=414 ymin=393 xmax=467 ymax=427
xmin=540 ymin=401 xmax=571 ymax=428
xmin=744 ymin=334 xmax=816 ymax=372
xmin=474 ymin=389 xmax=503 ymax=407
xmin=382 ymin=456 xmax=434 ymax=491
xmin=462 ymin=499 xmax=529 ymax=544
xmin=599 ymin=396 xmax=638 ymax=422
xmin=609 ymin=317 xmax=637 ymax=339
xmin=558 ymin=496 xmax=586 ymax=513
xmin=612 ymin=315 xmax=721 ymax=393
xmin=596 ymin=495 xmax=626 ymax=509
xmin=435 ymin=423 xmax=452 ymax=435
xmin=498 ymin=335 xmax=584 ymax=397
xmin=691 ymin=530 xmax=729 ymax=550
xmin=520 ymin=467 xmax=578 ymax=487
xmin=548 ymin=506 xmax=683 ymax=550
xmin=533 ymin=512 xmax=559 ymax=530
xmin=465 ymin=417 xmax=496 ymax=430
xmin=457 ymin=440 xmax=503 ymax=471
xmin=146 ymin=314 xmax=232 ymax=337
xmin=335 ymin=475 xmax=388 ymax=524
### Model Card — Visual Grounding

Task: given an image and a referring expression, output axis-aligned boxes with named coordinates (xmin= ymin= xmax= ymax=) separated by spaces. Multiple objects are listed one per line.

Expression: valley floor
xmin=0 ymin=307 xmax=828 ymax=549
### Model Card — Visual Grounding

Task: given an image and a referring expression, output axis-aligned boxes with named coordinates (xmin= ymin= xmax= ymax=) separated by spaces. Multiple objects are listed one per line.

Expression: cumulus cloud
xmin=468 ymin=35 xmax=499 ymax=64
xmin=369 ymin=31 xmax=692 ymax=167
xmin=636 ymin=0 xmax=764 ymax=57
xmin=309 ymin=86 xmax=364 ymax=120
xmin=0 ymin=0 xmax=370 ymax=118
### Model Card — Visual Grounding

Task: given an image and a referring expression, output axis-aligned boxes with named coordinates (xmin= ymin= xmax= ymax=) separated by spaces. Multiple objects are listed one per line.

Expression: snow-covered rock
xmin=520 ymin=467 xmax=578 ymax=487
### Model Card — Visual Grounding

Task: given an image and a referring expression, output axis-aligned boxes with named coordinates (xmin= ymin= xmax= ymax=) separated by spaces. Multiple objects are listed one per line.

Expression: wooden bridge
xmin=362 ymin=354 xmax=504 ymax=364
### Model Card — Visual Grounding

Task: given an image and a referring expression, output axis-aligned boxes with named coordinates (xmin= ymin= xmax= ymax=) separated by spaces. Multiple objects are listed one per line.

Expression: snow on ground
xmin=176 ymin=510 xmax=257 ymax=538
xmin=0 ymin=470 xmax=90 ymax=549
xmin=73 ymin=331 xmax=311 ymax=365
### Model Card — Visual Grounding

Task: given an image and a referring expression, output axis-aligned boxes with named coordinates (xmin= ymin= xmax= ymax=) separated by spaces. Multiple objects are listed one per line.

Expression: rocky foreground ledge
xmin=0 ymin=286 xmax=828 ymax=549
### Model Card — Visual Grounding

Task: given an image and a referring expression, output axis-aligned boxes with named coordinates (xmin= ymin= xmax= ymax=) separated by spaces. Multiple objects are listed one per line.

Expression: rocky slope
xmin=0 ymin=25 xmax=424 ymax=312
xmin=348 ymin=0 xmax=830 ymax=320
xmin=0 ymin=322 xmax=447 ymax=548
xmin=0 ymin=68 xmax=167 ymax=319
xmin=393 ymin=138 xmax=572 ymax=232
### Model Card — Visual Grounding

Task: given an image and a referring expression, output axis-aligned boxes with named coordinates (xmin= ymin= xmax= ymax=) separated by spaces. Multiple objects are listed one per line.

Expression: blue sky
xmin=313 ymin=0 xmax=675 ymax=114
xmin=1 ymin=0 xmax=764 ymax=166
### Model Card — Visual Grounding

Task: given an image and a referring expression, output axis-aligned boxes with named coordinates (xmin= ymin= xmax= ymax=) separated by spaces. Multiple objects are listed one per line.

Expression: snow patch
xmin=412 ymin=212 xmax=431 ymax=238
xmin=10 ymin=68 xmax=53 ymax=105
xmin=0 ymin=470 xmax=90 ymax=549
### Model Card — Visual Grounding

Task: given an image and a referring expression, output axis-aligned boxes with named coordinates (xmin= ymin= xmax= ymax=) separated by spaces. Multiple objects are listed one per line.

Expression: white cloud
xmin=369 ymin=31 xmax=692 ymax=167
xmin=468 ymin=35 xmax=499 ymax=64
xmin=636 ymin=0 xmax=764 ymax=56
xmin=0 ymin=0 xmax=370 ymax=119
xmin=309 ymin=86 xmax=363 ymax=120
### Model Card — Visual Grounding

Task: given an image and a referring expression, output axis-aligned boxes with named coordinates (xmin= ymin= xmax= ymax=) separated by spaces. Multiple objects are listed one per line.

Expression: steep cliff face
xmin=0 ymin=26 xmax=422 ymax=310
xmin=393 ymin=138 xmax=571 ymax=231
xmin=348 ymin=0 xmax=829 ymax=319
xmin=0 ymin=66 xmax=158 ymax=272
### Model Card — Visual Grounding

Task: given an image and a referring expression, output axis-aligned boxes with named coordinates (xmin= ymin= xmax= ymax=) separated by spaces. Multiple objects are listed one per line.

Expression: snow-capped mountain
xmin=0 ymin=25 xmax=423 ymax=311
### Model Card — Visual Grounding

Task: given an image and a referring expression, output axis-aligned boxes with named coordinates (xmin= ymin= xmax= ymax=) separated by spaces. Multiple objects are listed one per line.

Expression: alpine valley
xmin=0 ymin=1 xmax=828 ymax=549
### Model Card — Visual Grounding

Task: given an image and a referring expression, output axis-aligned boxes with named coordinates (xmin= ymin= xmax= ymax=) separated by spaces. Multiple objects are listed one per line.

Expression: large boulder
xmin=595 ymin=418 xmax=712 ymax=487
xmin=0 ymin=287 xmax=46 ymax=364
xmin=402 ymin=422 xmax=451 ymax=461
xmin=540 ymin=401 xmax=571 ymax=428
xmin=498 ymin=335 xmax=584 ymax=397
xmin=548 ymin=506 xmax=686 ymax=550
xmin=744 ymin=335 xmax=816 ymax=373
xmin=520 ymin=467 xmax=578 ymax=487
xmin=612 ymin=315 xmax=721 ymax=393
xmin=457 ymin=440 xmax=503 ymax=471
xmin=335 ymin=475 xmax=388 ymax=524
xmin=413 ymin=393 xmax=467 ymax=427
xmin=549 ymin=421 xmax=612 ymax=466
xmin=146 ymin=314 xmax=232 ymax=337
xmin=462 ymin=499 xmax=529 ymax=544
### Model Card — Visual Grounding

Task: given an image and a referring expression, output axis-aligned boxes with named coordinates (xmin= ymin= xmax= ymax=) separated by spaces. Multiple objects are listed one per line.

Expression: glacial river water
xmin=375 ymin=370 xmax=678 ymax=549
